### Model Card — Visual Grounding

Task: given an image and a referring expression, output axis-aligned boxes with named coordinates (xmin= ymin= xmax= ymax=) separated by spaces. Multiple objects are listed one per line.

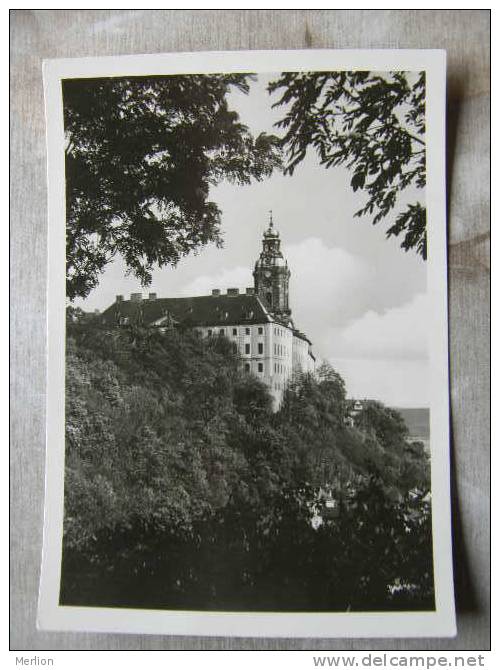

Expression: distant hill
xmin=394 ymin=408 xmax=430 ymax=440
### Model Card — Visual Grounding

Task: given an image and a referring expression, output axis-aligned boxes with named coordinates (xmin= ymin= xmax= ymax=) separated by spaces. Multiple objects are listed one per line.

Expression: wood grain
xmin=10 ymin=9 xmax=490 ymax=650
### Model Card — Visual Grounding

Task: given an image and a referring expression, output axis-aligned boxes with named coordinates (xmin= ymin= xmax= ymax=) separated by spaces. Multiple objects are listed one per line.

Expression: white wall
xmin=197 ymin=322 xmax=315 ymax=408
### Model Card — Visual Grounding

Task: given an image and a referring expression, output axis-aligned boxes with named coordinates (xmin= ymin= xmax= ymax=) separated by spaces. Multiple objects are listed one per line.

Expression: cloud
xmin=180 ymin=265 xmax=253 ymax=297
xmin=284 ymin=237 xmax=372 ymax=328
xmin=332 ymin=357 xmax=429 ymax=407
xmin=324 ymin=293 xmax=430 ymax=406
xmin=328 ymin=293 xmax=430 ymax=361
xmin=177 ymin=238 xmax=429 ymax=405
xmin=180 ymin=236 xmax=372 ymax=321
xmin=179 ymin=237 xmax=428 ymax=364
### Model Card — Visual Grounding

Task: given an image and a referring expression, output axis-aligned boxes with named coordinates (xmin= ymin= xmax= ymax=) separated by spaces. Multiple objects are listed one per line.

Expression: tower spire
xmin=254 ymin=211 xmax=291 ymax=319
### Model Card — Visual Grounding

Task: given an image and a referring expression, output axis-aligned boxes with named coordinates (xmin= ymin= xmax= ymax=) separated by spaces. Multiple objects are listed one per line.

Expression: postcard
xmin=39 ymin=48 xmax=455 ymax=638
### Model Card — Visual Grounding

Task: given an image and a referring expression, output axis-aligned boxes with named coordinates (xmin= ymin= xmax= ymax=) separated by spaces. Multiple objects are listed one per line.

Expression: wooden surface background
xmin=10 ymin=9 xmax=490 ymax=650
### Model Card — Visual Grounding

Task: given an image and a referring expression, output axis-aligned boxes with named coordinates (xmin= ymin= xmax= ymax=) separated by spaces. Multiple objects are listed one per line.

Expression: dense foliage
xmin=62 ymin=322 xmax=434 ymax=611
xmin=269 ymin=71 xmax=427 ymax=258
xmin=63 ymin=75 xmax=281 ymax=299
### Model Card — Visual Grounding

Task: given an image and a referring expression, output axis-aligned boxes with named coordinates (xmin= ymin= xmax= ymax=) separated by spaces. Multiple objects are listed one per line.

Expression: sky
xmin=75 ymin=74 xmax=428 ymax=407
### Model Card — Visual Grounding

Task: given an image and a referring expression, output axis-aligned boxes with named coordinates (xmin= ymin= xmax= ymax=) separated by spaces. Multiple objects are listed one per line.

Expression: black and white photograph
xmin=38 ymin=49 xmax=454 ymax=638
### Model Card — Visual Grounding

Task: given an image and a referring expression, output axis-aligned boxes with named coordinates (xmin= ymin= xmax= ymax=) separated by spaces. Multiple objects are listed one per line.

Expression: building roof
xmin=263 ymin=211 xmax=279 ymax=239
xmin=293 ymin=329 xmax=312 ymax=346
xmin=100 ymin=293 xmax=314 ymax=351
xmin=100 ymin=294 xmax=275 ymax=328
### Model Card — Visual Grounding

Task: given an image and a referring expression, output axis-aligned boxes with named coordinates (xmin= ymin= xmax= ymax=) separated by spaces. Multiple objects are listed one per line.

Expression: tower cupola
xmin=253 ymin=211 xmax=291 ymax=318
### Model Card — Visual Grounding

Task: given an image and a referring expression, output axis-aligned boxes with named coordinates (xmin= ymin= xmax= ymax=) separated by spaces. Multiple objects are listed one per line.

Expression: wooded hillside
xmin=61 ymin=320 xmax=434 ymax=611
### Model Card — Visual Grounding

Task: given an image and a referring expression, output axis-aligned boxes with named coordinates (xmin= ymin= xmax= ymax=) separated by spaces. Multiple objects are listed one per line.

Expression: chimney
xmin=227 ymin=288 xmax=239 ymax=296
xmin=130 ymin=292 xmax=143 ymax=302
xmin=246 ymin=287 xmax=255 ymax=295
xmin=212 ymin=289 xmax=221 ymax=296
xmin=94 ymin=309 xmax=100 ymax=314
xmin=148 ymin=292 xmax=157 ymax=301
xmin=116 ymin=295 xmax=124 ymax=303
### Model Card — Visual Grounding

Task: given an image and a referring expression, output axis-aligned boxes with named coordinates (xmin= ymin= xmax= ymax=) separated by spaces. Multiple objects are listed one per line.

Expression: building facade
xmin=100 ymin=216 xmax=315 ymax=408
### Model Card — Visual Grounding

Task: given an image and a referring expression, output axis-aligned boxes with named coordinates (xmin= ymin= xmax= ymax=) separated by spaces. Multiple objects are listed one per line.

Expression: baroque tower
xmin=253 ymin=212 xmax=292 ymax=321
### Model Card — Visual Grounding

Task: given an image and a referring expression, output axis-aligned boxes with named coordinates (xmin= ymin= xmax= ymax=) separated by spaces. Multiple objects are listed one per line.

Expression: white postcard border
xmin=39 ymin=48 xmax=455 ymax=638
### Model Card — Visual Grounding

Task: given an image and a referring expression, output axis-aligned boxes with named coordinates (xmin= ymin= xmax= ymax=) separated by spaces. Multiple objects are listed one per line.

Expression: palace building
xmin=100 ymin=214 xmax=315 ymax=407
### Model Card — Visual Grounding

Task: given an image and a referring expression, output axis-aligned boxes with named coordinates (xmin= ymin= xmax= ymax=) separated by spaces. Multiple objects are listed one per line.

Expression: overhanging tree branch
xmin=64 ymin=74 xmax=282 ymax=300
xmin=268 ymin=70 xmax=427 ymax=259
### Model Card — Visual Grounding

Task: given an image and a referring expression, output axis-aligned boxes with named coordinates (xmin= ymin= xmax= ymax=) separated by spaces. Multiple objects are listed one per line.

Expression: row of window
xmin=274 ymin=362 xmax=289 ymax=375
xmin=243 ymin=362 xmax=289 ymax=376
xmin=244 ymin=362 xmax=264 ymax=373
xmin=204 ymin=326 xmax=289 ymax=339
xmin=274 ymin=343 xmax=288 ymax=357
xmin=206 ymin=326 xmax=264 ymax=337
xmin=244 ymin=342 xmax=264 ymax=355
